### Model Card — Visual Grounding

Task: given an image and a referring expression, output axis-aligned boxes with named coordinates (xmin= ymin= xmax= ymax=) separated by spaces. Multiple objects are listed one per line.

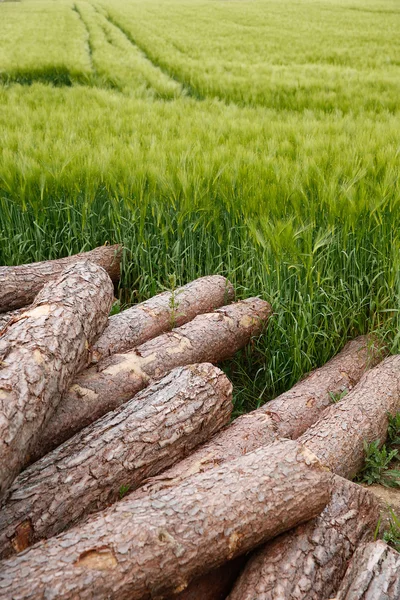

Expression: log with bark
xmin=299 ymin=354 xmax=400 ymax=479
xmin=0 ymin=440 xmax=333 ymax=600
xmin=333 ymin=541 xmax=400 ymax=600
xmin=139 ymin=336 xmax=383 ymax=497
xmin=0 ymin=244 xmax=121 ymax=313
xmin=28 ymin=297 xmax=271 ymax=463
xmin=0 ymin=364 xmax=233 ymax=558
xmin=90 ymin=275 xmax=235 ymax=363
xmin=0 ymin=261 xmax=114 ymax=500
xmin=227 ymin=476 xmax=380 ymax=600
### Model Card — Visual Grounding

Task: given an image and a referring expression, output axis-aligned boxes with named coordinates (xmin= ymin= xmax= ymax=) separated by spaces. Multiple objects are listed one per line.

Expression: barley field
xmin=1 ymin=0 xmax=400 ymax=412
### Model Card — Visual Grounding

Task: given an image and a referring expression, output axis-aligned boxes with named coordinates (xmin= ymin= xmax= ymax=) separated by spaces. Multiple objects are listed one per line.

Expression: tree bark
xmin=0 ymin=440 xmax=332 ymax=600
xmin=333 ymin=541 xmax=400 ymax=600
xmin=0 ymin=364 xmax=233 ymax=558
xmin=90 ymin=275 xmax=235 ymax=363
xmin=227 ymin=477 xmax=380 ymax=600
xmin=0 ymin=244 xmax=121 ymax=313
xmin=29 ymin=297 xmax=271 ymax=462
xmin=299 ymin=354 xmax=400 ymax=479
xmin=138 ymin=336 xmax=383 ymax=497
xmin=0 ymin=261 xmax=114 ymax=500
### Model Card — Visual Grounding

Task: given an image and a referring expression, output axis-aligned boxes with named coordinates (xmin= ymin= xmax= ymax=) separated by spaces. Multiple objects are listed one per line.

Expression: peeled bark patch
xmin=300 ymin=354 xmax=400 ymax=479
xmin=138 ymin=336 xmax=382 ymax=497
xmin=0 ymin=244 xmax=121 ymax=313
xmin=0 ymin=261 xmax=114 ymax=499
xmin=30 ymin=297 xmax=271 ymax=461
xmin=0 ymin=440 xmax=332 ymax=600
xmin=228 ymin=477 xmax=380 ymax=600
xmin=0 ymin=364 xmax=233 ymax=558
xmin=91 ymin=275 xmax=235 ymax=363
xmin=334 ymin=541 xmax=400 ymax=600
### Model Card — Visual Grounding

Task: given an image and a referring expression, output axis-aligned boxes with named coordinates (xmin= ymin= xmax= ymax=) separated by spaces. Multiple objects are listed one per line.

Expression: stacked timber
xmin=0 ymin=246 xmax=396 ymax=599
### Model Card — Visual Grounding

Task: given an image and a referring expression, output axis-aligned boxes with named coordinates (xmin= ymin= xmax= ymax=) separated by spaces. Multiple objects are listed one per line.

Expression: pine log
xmin=0 ymin=261 xmax=114 ymax=500
xmin=333 ymin=541 xmax=400 ymax=600
xmin=90 ymin=275 xmax=235 ymax=363
xmin=300 ymin=354 xmax=400 ymax=479
xmin=0 ymin=244 xmax=121 ymax=313
xmin=138 ymin=336 xmax=383 ymax=497
xmin=28 ymin=297 xmax=271 ymax=462
xmin=0 ymin=364 xmax=233 ymax=558
xmin=228 ymin=477 xmax=380 ymax=600
xmin=0 ymin=440 xmax=333 ymax=600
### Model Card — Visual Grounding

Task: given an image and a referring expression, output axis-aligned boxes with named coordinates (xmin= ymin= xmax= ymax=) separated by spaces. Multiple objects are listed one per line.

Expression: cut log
xmin=138 ymin=336 xmax=383 ymax=496
xmin=227 ymin=477 xmax=380 ymax=600
xmin=90 ymin=275 xmax=235 ymax=363
xmin=0 ymin=440 xmax=333 ymax=600
xmin=0 ymin=261 xmax=114 ymax=500
xmin=29 ymin=297 xmax=271 ymax=462
xmin=333 ymin=541 xmax=400 ymax=600
xmin=300 ymin=354 xmax=400 ymax=479
xmin=0 ymin=364 xmax=233 ymax=558
xmin=0 ymin=244 xmax=121 ymax=313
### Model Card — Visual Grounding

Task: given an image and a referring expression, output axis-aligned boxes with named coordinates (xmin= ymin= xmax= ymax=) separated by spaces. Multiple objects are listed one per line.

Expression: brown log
xmin=227 ymin=477 xmax=380 ymax=600
xmin=0 ymin=244 xmax=121 ymax=313
xmin=0 ymin=363 xmax=233 ymax=558
xmin=138 ymin=336 xmax=383 ymax=497
xmin=0 ymin=261 xmax=114 ymax=500
xmin=28 ymin=297 xmax=271 ymax=462
xmin=333 ymin=541 xmax=400 ymax=600
xmin=300 ymin=354 xmax=400 ymax=479
xmin=0 ymin=440 xmax=333 ymax=600
xmin=90 ymin=275 xmax=235 ymax=363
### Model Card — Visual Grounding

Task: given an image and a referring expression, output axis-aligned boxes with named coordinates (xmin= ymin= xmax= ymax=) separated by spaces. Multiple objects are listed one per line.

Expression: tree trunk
xmin=0 ymin=244 xmax=121 ymax=313
xmin=299 ymin=354 xmax=400 ymax=479
xmin=0 ymin=364 xmax=233 ymax=559
xmin=0 ymin=440 xmax=332 ymax=600
xmin=138 ymin=336 xmax=383 ymax=497
xmin=227 ymin=477 xmax=380 ymax=600
xmin=0 ymin=261 xmax=114 ymax=500
xmin=29 ymin=297 xmax=271 ymax=462
xmin=333 ymin=541 xmax=400 ymax=600
xmin=90 ymin=275 xmax=235 ymax=363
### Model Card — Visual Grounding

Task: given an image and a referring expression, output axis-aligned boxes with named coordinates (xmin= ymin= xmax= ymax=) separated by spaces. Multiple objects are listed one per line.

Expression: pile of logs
xmin=0 ymin=244 xmax=399 ymax=599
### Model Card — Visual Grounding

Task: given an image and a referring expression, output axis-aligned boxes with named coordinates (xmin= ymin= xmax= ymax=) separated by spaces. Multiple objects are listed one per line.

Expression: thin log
xmin=0 ymin=244 xmax=121 ymax=313
xmin=29 ymin=297 xmax=271 ymax=462
xmin=0 ymin=440 xmax=333 ymax=600
xmin=0 ymin=261 xmax=114 ymax=500
xmin=138 ymin=336 xmax=383 ymax=497
xmin=90 ymin=275 xmax=235 ymax=363
xmin=228 ymin=477 xmax=380 ymax=600
xmin=0 ymin=364 xmax=233 ymax=558
xmin=333 ymin=541 xmax=400 ymax=600
xmin=300 ymin=354 xmax=400 ymax=479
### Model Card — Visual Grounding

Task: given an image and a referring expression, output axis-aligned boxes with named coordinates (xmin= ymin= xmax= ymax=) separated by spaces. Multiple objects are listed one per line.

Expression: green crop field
xmin=1 ymin=0 xmax=400 ymax=413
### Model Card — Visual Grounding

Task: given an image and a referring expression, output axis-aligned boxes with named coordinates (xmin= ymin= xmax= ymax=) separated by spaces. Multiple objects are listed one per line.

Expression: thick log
xmin=333 ymin=541 xmax=400 ymax=600
xmin=29 ymin=297 xmax=271 ymax=462
xmin=0 ymin=244 xmax=121 ymax=313
xmin=0 ymin=440 xmax=332 ymax=600
xmin=0 ymin=364 xmax=233 ymax=558
xmin=300 ymin=354 xmax=400 ymax=479
xmin=228 ymin=477 xmax=380 ymax=600
xmin=0 ymin=261 xmax=113 ymax=499
xmin=90 ymin=275 xmax=235 ymax=363
xmin=138 ymin=336 xmax=383 ymax=497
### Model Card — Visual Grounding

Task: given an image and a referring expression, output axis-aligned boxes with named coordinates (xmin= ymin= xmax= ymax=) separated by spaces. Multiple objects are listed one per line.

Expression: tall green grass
xmin=0 ymin=0 xmax=399 ymax=412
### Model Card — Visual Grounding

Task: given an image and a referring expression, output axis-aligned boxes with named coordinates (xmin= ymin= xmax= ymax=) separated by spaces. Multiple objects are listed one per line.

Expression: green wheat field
xmin=1 ymin=0 xmax=400 ymax=413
